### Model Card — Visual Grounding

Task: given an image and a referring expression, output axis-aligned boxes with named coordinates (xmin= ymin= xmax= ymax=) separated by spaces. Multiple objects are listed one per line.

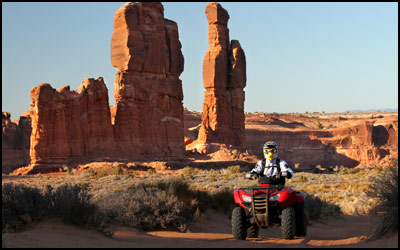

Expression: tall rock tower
xmin=197 ymin=2 xmax=246 ymax=148
xmin=111 ymin=2 xmax=185 ymax=159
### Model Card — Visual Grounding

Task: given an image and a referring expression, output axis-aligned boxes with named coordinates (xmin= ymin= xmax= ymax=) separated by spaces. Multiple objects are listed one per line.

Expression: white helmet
xmin=263 ymin=141 xmax=278 ymax=160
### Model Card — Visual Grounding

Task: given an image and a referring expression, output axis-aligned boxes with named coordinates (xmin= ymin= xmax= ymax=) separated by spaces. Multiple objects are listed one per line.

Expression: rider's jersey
xmin=250 ymin=158 xmax=293 ymax=178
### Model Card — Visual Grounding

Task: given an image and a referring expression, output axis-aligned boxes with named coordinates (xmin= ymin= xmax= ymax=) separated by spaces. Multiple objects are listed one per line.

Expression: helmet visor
xmin=263 ymin=147 xmax=276 ymax=154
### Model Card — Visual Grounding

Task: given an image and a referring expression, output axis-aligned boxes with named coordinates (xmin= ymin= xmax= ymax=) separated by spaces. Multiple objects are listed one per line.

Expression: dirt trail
xmin=3 ymin=211 xmax=397 ymax=248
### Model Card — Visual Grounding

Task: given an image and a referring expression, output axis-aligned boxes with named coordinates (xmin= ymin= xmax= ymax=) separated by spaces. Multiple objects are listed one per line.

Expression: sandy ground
xmin=3 ymin=211 xmax=397 ymax=248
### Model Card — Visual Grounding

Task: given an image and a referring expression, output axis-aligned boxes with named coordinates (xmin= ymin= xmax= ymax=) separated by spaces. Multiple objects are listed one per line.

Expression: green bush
xmin=367 ymin=163 xmax=398 ymax=239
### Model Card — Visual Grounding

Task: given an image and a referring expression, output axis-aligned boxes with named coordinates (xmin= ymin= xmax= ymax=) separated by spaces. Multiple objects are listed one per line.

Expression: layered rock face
xmin=29 ymin=78 xmax=115 ymax=166
xmin=197 ymin=2 xmax=246 ymax=148
xmin=111 ymin=2 xmax=185 ymax=159
xmin=245 ymin=114 xmax=398 ymax=169
xmin=2 ymin=112 xmax=31 ymax=173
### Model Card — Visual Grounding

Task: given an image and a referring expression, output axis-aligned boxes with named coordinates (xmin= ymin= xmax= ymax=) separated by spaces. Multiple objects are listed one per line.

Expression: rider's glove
xmin=281 ymin=171 xmax=288 ymax=177
xmin=245 ymin=173 xmax=253 ymax=179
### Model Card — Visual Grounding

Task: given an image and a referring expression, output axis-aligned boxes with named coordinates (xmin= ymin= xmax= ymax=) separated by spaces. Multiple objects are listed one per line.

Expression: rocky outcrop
xmin=111 ymin=2 xmax=185 ymax=159
xmin=2 ymin=112 xmax=31 ymax=173
xmin=29 ymin=78 xmax=115 ymax=167
xmin=197 ymin=2 xmax=246 ymax=148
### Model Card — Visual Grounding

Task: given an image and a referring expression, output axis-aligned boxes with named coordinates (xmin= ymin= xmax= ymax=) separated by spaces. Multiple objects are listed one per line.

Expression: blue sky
xmin=2 ymin=2 xmax=398 ymax=119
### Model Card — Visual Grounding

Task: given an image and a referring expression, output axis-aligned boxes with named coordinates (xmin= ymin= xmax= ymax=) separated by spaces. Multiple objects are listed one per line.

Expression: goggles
xmin=263 ymin=147 xmax=276 ymax=154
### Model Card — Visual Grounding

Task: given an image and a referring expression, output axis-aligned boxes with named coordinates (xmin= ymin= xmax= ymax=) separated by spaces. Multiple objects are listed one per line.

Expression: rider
xmin=246 ymin=141 xmax=293 ymax=186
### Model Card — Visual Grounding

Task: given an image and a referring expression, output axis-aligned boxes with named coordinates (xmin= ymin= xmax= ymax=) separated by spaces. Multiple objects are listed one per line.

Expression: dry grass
xmin=284 ymin=166 xmax=388 ymax=216
xmin=2 ymin=161 xmax=396 ymax=234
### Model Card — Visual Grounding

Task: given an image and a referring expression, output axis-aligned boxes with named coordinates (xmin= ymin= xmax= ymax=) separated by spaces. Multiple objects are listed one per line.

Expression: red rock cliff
xmin=2 ymin=112 xmax=31 ymax=173
xmin=197 ymin=2 xmax=246 ymax=148
xmin=29 ymin=78 xmax=115 ymax=166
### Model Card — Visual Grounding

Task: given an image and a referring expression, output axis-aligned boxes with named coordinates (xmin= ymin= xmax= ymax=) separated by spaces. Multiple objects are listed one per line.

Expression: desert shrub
xmin=210 ymin=175 xmax=217 ymax=182
xmin=304 ymin=193 xmax=341 ymax=220
xmin=209 ymin=188 xmax=235 ymax=215
xmin=50 ymin=183 xmax=97 ymax=227
xmin=114 ymin=165 xmax=123 ymax=176
xmin=154 ymin=179 xmax=211 ymax=215
xmin=297 ymin=175 xmax=309 ymax=183
xmin=182 ymin=166 xmax=198 ymax=179
xmin=146 ymin=168 xmax=156 ymax=175
xmin=226 ymin=165 xmax=242 ymax=174
xmin=155 ymin=178 xmax=235 ymax=215
xmin=304 ymin=194 xmax=323 ymax=220
xmin=98 ymin=171 xmax=108 ymax=177
xmin=95 ymin=184 xmax=192 ymax=231
xmin=2 ymin=183 xmax=51 ymax=231
xmin=155 ymin=179 xmax=193 ymax=201
xmin=367 ymin=163 xmax=398 ymax=239
xmin=338 ymin=166 xmax=361 ymax=175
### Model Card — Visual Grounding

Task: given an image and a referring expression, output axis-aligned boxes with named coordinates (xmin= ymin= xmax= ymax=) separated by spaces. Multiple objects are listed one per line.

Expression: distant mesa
xmin=345 ymin=108 xmax=398 ymax=113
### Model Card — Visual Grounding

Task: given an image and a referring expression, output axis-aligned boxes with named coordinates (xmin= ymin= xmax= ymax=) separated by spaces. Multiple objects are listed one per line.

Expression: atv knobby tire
xmin=247 ymin=222 xmax=259 ymax=238
xmin=295 ymin=202 xmax=307 ymax=236
xmin=232 ymin=206 xmax=247 ymax=240
xmin=281 ymin=206 xmax=296 ymax=239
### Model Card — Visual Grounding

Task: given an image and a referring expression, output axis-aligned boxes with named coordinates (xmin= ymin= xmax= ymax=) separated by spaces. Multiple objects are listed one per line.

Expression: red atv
xmin=232 ymin=175 xmax=307 ymax=240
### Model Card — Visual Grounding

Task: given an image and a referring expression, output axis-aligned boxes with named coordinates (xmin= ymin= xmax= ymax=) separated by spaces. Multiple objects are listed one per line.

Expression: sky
xmin=2 ymin=2 xmax=398 ymax=119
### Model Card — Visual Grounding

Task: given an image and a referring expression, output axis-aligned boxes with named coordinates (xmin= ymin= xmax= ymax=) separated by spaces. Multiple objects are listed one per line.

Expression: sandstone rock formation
xmin=2 ymin=112 xmax=31 ymax=173
xmin=111 ymin=2 xmax=185 ymax=159
xmin=8 ymin=2 xmax=186 ymax=173
xmin=197 ymin=2 xmax=246 ymax=149
xmin=29 ymin=78 xmax=115 ymax=168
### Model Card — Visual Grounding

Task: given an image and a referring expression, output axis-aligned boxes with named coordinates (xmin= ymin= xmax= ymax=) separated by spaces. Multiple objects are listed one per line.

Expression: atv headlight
xmin=269 ymin=194 xmax=281 ymax=202
xmin=241 ymin=195 xmax=252 ymax=202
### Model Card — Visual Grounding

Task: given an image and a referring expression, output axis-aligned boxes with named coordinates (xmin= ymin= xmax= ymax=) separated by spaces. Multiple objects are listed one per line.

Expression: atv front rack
xmin=240 ymin=185 xmax=282 ymax=228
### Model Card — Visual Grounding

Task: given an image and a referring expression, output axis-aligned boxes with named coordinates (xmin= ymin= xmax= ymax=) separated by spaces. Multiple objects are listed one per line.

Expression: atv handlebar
xmin=246 ymin=173 xmax=282 ymax=180
xmin=239 ymin=184 xmax=284 ymax=191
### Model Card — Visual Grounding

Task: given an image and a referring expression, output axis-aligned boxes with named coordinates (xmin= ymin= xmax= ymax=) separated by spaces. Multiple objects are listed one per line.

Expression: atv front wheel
xmin=232 ymin=206 xmax=247 ymax=240
xmin=281 ymin=206 xmax=296 ymax=240
xmin=247 ymin=222 xmax=259 ymax=238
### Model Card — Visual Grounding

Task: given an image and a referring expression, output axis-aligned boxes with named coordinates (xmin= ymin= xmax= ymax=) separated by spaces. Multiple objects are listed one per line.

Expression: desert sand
xmin=3 ymin=210 xmax=397 ymax=248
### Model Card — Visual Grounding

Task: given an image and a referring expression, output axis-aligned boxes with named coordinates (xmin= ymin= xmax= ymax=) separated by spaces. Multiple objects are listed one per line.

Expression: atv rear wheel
xmin=281 ymin=206 xmax=296 ymax=239
xmin=295 ymin=202 xmax=307 ymax=236
xmin=232 ymin=206 xmax=247 ymax=240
